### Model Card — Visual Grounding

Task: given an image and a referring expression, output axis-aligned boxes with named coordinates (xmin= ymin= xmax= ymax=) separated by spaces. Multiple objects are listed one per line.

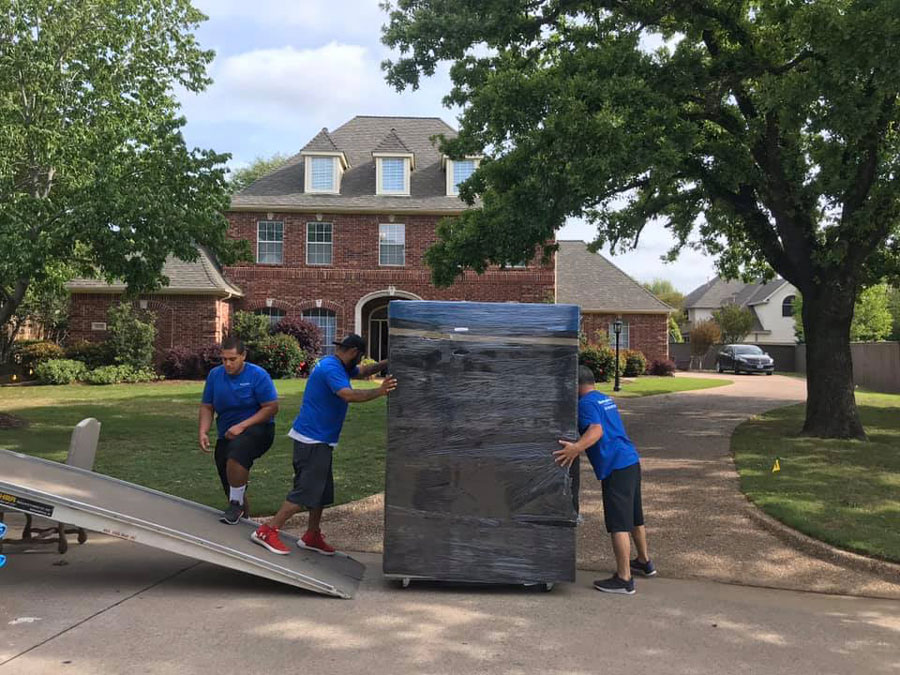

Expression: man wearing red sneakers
xmin=251 ymin=334 xmax=397 ymax=555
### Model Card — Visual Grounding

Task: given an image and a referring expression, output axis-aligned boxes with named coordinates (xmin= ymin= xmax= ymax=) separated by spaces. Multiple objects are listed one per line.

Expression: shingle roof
xmin=301 ymin=127 xmax=341 ymax=153
xmin=685 ymin=277 xmax=788 ymax=309
xmin=555 ymin=241 xmax=672 ymax=313
xmin=373 ymin=128 xmax=413 ymax=155
xmin=231 ymin=116 xmax=468 ymax=213
xmin=67 ymin=246 xmax=243 ymax=297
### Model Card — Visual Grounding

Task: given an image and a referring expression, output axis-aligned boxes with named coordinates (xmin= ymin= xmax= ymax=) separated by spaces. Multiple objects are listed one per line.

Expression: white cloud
xmin=558 ymin=217 xmax=718 ymax=293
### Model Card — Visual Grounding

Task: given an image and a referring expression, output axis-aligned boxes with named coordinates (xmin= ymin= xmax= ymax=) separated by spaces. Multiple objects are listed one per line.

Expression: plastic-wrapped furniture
xmin=383 ymin=301 xmax=580 ymax=589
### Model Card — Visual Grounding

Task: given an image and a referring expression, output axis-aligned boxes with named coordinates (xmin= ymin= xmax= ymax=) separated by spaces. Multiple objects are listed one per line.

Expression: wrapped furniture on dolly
xmin=383 ymin=301 xmax=580 ymax=590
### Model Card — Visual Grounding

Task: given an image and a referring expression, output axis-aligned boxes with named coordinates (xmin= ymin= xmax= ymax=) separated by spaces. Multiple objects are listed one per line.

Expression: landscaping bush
xmin=579 ymin=344 xmax=625 ymax=382
xmin=13 ymin=340 xmax=64 ymax=371
xmin=253 ymin=334 xmax=307 ymax=379
xmin=272 ymin=317 xmax=322 ymax=375
xmin=230 ymin=311 xmax=270 ymax=349
xmin=34 ymin=359 xmax=87 ymax=385
xmin=160 ymin=345 xmax=222 ymax=380
xmin=108 ymin=302 xmax=157 ymax=369
xmin=648 ymin=358 xmax=676 ymax=376
xmin=84 ymin=364 xmax=157 ymax=385
xmin=623 ymin=350 xmax=648 ymax=377
xmin=64 ymin=340 xmax=114 ymax=369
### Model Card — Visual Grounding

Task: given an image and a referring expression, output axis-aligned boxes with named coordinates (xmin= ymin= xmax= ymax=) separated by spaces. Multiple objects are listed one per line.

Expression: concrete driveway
xmin=2 ymin=540 xmax=899 ymax=674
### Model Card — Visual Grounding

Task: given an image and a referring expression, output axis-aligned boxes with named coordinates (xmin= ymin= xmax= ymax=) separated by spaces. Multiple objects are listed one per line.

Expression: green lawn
xmin=597 ymin=376 xmax=732 ymax=398
xmin=732 ymin=392 xmax=900 ymax=562
xmin=0 ymin=379 xmax=386 ymax=515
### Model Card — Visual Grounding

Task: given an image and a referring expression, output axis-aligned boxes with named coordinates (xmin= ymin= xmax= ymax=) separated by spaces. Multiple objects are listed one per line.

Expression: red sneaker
xmin=250 ymin=524 xmax=290 ymax=555
xmin=298 ymin=530 xmax=336 ymax=556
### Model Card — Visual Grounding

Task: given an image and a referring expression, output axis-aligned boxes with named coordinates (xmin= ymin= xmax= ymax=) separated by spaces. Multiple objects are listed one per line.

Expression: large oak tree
xmin=0 ymin=0 xmax=243 ymax=360
xmin=382 ymin=0 xmax=900 ymax=438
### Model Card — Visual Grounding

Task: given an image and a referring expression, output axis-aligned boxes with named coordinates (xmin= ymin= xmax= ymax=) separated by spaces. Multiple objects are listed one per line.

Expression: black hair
xmin=221 ymin=335 xmax=246 ymax=354
xmin=578 ymin=365 xmax=596 ymax=386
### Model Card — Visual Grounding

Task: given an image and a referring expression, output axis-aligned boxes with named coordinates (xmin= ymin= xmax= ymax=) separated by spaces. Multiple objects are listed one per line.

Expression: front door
xmin=368 ymin=306 xmax=389 ymax=362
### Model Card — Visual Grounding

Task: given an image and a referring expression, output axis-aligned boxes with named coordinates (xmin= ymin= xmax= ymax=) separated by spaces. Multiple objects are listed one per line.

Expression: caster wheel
xmin=77 ymin=530 xmax=87 ymax=544
xmin=400 ymin=578 xmax=411 ymax=589
xmin=540 ymin=583 xmax=554 ymax=593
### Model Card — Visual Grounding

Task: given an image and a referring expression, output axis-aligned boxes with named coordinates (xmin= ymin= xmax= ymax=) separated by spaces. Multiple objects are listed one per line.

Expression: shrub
xmin=14 ymin=340 xmax=64 ymax=371
xmin=689 ymin=319 xmax=721 ymax=369
xmin=84 ymin=364 xmax=158 ymax=385
xmin=108 ymin=302 xmax=157 ymax=369
xmin=64 ymin=340 xmax=115 ymax=369
xmin=272 ymin=317 xmax=322 ymax=375
xmin=253 ymin=334 xmax=307 ymax=379
xmin=623 ymin=350 xmax=648 ymax=377
xmin=579 ymin=344 xmax=625 ymax=383
xmin=34 ymin=359 xmax=87 ymax=385
xmin=160 ymin=345 xmax=222 ymax=380
xmin=648 ymin=359 xmax=676 ymax=376
xmin=230 ymin=311 xmax=270 ymax=348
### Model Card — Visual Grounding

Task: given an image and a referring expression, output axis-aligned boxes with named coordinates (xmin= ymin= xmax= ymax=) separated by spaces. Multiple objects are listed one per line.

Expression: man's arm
xmin=224 ymin=401 xmax=280 ymax=440
xmin=198 ymin=404 xmax=215 ymax=452
xmin=553 ymin=424 xmax=604 ymax=468
xmin=337 ymin=375 xmax=397 ymax=403
xmin=355 ymin=359 xmax=388 ymax=379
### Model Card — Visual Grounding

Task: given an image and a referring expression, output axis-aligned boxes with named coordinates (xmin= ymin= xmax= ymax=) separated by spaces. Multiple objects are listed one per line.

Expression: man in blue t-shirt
xmin=252 ymin=334 xmax=397 ymax=556
xmin=554 ymin=366 xmax=656 ymax=595
xmin=199 ymin=336 xmax=279 ymax=525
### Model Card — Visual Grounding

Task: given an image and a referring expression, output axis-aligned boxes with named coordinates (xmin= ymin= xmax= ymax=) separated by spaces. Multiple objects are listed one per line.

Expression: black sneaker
xmin=630 ymin=558 xmax=657 ymax=577
xmin=220 ymin=500 xmax=244 ymax=525
xmin=593 ymin=574 xmax=635 ymax=595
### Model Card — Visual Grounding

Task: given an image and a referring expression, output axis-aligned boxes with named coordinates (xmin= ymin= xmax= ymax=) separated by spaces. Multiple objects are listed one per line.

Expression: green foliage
xmin=794 ymin=286 xmax=893 ymax=343
xmin=230 ymin=311 xmax=271 ymax=350
xmin=690 ymin=320 xmax=721 ymax=368
xmin=642 ymin=279 xmax=685 ymax=313
xmin=229 ymin=154 xmax=290 ymax=193
xmin=0 ymin=1 xmax=247 ymax=343
xmin=84 ymin=365 xmax=157 ymax=385
xmin=13 ymin=340 xmax=64 ymax=371
xmin=35 ymin=359 xmax=87 ymax=385
xmin=107 ymin=303 xmax=157 ymax=369
xmin=623 ymin=350 xmax=648 ymax=377
xmin=253 ymin=334 xmax=307 ymax=379
xmin=64 ymin=340 xmax=115 ymax=369
xmin=888 ymin=287 xmax=900 ymax=341
xmin=579 ymin=342 xmax=626 ymax=383
xmin=668 ymin=315 xmax=684 ymax=343
xmin=712 ymin=304 xmax=756 ymax=344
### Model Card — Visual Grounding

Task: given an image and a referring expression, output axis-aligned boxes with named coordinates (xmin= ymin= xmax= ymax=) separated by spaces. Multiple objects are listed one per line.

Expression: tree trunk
xmin=802 ymin=286 xmax=865 ymax=439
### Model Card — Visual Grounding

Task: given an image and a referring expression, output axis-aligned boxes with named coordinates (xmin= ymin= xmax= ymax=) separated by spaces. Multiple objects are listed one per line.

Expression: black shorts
xmin=601 ymin=462 xmax=644 ymax=533
xmin=214 ymin=423 xmax=275 ymax=495
xmin=286 ymin=441 xmax=334 ymax=509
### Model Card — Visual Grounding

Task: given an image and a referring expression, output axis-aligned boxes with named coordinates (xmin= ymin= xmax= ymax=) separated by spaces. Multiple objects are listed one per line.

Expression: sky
xmin=178 ymin=0 xmax=718 ymax=293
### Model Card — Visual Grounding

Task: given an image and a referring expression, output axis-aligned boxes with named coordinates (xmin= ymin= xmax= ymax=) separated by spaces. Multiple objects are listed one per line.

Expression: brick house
xmin=68 ymin=116 xmax=668 ymax=363
xmin=555 ymin=241 xmax=671 ymax=364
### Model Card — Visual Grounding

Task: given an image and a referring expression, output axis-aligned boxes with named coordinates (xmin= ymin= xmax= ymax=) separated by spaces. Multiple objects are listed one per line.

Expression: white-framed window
xmin=255 ymin=307 xmax=285 ymax=327
xmin=380 ymin=157 xmax=407 ymax=193
xmin=452 ymin=159 xmax=476 ymax=194
xmin=306 ymin=222 xmax=333 ymax=266
xmin=379 ymin=223 xmax=406 ymax=266
xmin=310 ymin=156 xmax=336 ymax=192
xmin=302 ymin=308 xmax=337 ymax=355
xmin=608 ymin=322 xmax=631 ymax=349
xmin=257 ymin=220 xmax=283 ymax=264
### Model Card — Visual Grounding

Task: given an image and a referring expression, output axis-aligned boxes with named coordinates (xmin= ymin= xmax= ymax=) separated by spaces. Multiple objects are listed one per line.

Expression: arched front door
xmin=368 ymin=305 xmax=390 ymax=362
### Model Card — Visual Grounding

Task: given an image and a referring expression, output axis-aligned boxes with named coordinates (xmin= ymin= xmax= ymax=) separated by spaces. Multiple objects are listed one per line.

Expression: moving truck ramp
xmin=0 ymin=449 xmax=365 ymax=598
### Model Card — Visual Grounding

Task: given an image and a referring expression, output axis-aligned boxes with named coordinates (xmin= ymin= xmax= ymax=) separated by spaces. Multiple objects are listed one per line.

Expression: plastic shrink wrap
xmin=383 ymin=300 xmax=580 ymax=584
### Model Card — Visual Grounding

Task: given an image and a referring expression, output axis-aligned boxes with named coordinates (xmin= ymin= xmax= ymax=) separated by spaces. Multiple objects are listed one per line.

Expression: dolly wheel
xmin=400 ymin=578 xmax=411 ymax=589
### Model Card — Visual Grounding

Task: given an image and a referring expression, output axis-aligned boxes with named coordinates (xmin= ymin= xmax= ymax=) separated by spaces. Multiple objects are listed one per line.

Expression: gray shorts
xmin=285 ymin=441 xmax=334 ymax=509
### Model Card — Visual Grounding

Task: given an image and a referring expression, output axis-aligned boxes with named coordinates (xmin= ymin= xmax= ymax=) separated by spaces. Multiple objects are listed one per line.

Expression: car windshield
xmin=733 ymin=346 xmax=764 ymax=355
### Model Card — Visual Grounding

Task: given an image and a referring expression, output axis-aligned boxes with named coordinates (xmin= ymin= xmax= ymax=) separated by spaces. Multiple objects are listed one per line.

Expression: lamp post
xmin=613 ymin=319 xmax=623 ymax=392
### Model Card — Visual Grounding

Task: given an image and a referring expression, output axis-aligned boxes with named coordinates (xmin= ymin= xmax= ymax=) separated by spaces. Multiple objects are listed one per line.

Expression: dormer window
xmin=310 ymin=156 xmax=336 ymax=191
xmin=299 ymin=127 xmax=349 ymax=195
xmin=375 ymin=155 xmax=412 ymax=195
xmin=445 ymin=157 xmax=481 ymax=196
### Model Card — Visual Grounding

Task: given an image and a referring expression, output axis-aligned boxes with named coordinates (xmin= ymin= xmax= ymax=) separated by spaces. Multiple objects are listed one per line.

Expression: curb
xmin=743 ymin=498 xmax=900 ymax=582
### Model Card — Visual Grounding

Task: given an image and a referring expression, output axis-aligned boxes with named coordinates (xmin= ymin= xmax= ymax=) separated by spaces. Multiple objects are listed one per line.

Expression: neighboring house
xmin=683 ymin=276 xmax=798 ymax=344
xmin=68 ymin=247 xmax=242 ymax=352
xmin=67 ymin=116 xmax=669 ymax=363
xmin=556 ymin=241 xmax=671 ymax=364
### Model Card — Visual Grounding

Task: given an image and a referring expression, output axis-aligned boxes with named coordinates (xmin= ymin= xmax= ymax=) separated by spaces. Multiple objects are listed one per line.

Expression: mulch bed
xmin=0 ymin=413 xmax=29 ymax=429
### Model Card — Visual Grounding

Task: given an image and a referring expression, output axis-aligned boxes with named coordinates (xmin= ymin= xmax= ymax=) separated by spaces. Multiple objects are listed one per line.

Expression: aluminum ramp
xmin=0 ymin=449 xmax=365 ymax=598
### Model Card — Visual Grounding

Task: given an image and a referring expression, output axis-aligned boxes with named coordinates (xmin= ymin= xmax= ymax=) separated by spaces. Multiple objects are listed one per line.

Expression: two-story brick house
xmin=67 ymin=116 xmax=670 ymax=365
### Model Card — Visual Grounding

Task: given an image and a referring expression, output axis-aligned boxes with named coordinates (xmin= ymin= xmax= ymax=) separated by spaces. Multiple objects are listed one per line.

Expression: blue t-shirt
xmin=292 ymin=356 xmax=359 ymax=445
xmin=202 ymin=363 xmax=278 ymax=438
xmin=578 ymin=390 xmax=640 ymax=480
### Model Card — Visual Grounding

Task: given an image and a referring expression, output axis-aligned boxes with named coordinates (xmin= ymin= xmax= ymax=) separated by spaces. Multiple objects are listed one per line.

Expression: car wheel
xmin=766 ymin=372 xmax=773 ymax=376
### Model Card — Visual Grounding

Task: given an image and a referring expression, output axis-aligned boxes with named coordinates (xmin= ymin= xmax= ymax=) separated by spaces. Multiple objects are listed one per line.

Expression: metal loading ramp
xmin=0 ymin=449 xmax=365 ymax=598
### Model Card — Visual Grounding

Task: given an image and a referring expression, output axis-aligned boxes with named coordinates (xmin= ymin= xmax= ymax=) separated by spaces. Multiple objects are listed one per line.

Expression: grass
xmin=732 ymin=392 xmax=900 ymax=562
xmin=596 ymin=375 xmax=732 ymax=398
xmin=0 ymin=374 xmax=731 ymax=515
xmin=0 ymin=379 xmax=386 ymax=515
